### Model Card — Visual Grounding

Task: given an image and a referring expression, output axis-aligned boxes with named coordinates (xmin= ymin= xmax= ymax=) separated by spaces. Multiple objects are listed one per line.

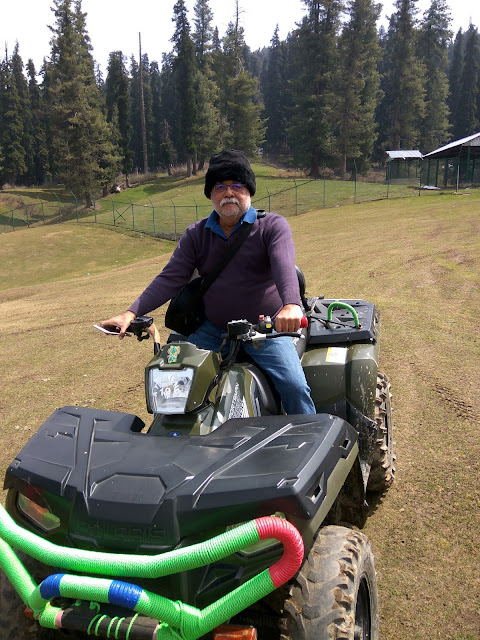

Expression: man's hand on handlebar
xmin=274 ymin=304 xmax=304 ymax=333
xmin=100 ymin=311 xmax=136 ymax=339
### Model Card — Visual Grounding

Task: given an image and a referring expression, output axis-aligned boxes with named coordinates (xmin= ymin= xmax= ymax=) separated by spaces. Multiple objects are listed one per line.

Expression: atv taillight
xmin=214 ymin=625 xmax=257 ymax=640
xmin=17 ymin=493 xmax=61 ymax=533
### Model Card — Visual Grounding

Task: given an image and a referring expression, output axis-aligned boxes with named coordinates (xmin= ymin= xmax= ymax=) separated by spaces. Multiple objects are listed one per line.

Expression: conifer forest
xmin=1 ymin=0 xmax=479 ymax=201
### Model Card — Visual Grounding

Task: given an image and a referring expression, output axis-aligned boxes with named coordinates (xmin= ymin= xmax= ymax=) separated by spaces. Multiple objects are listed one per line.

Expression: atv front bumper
xmin=0 ymin=509 xmax=303 ymax=640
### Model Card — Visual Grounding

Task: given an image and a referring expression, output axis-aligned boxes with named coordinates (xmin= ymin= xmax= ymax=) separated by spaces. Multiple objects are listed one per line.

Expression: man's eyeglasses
xmin=213 ymin=183 xmax=246 ymax=194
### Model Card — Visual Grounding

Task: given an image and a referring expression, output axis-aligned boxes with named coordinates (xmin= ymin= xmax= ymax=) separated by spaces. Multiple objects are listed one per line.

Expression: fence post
xmin=54 ymin=192 xmax=61 ymax=217
xmin=70 ymin=191 xmax=79 ymax=221
xmin=193 ymin=198 xmax=199 ymax=221
xmin=35 ymin=196 xmax=45 ymax=224
xmin=25 ymin=204 xmax=29 ymax=228
xmin=266 ymin=187 xmax=271 ymax=212
xmin=323 ymin=176 xmax=326 ymax=207
xmin=354 ymin=164 xmax=357 ymax=204
xmin=111 ymin=198 xmax=116 ymax=226
xmin=148 ymin=198 xmax=155 ymax=234
xmin=90 ymin=193 xmax=97 ymax=223
xmin=11 ymin=210 xmax=15 ymax=231
xmin=293 ymin=179 xmax=298 ymax=215
xmin=132 ymin=204 xmax=135 ymax=231
xmin=170 ymin=199 xmax=177 ymax=240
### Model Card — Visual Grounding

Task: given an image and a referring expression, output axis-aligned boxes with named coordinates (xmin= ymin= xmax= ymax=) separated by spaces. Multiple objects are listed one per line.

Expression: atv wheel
xmin=282 ymin=526 xmax=378 ymax=640
xmin=367 ymin=372 xmax=395 ymax=492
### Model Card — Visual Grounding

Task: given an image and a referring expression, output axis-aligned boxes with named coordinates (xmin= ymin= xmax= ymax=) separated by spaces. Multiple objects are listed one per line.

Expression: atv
xmin=0 ymin=270 xmax=394 ymax=640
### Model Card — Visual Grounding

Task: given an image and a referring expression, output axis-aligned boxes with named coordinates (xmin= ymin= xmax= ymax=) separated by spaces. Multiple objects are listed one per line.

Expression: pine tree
xmin=47 ymin=0 xmax=119 ymax=203
xmin=456 ymin=24 xmax=480 ymax=137
xmin=337 ymin=0 xmax=382 ymax=175
xmin=171 ymin=0 xmax=198 ymax=176
xmin=105 ymin=51 xmax=133 ymax=183
xmin=221 ymin=1 xmax=265 ymax=156
xmin=26 ymin=59 xmax=50 ymax=184
xmin=417 ymin=0 xmax=452 ymax=152
xmin=288 ymin=0 xmax=344 ymax=176
xmin=261 ymin=26 xmax=290 ymax=155
xmin=192 ymin=0 xmax=215 ymax=70
xmin=0 ymin=47 xmax=28 ymax=185
xmin=378 ymin=0 xmax=426 ymax=150
xmin=10 ymin=44 xmax=35 ymax=184
xmin=448 ymin=29 xmax=465 ymax=139
xmin=150 ymin=60 xmax=165 ymax=172
xmin=191 ymin=0 xmax=226 ymax=168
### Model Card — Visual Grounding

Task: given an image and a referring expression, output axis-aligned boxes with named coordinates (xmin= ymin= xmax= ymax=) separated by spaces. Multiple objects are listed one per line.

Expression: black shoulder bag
xmin=165 ymin=222 xmax=253 ymax=335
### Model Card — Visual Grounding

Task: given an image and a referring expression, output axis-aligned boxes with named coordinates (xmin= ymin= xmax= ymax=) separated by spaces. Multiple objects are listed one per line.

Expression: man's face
xmin=210 ymin=180 xmax=251 ymax=220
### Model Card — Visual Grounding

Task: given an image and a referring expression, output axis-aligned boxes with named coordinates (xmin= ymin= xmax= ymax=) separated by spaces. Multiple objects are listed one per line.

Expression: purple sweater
xmin=128 ymin=208 xmax=301 ymax=329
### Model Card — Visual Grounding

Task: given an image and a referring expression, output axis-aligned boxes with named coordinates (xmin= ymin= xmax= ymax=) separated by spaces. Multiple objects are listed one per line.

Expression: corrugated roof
xmin=386 ymin=150 xmax=423 ymax=161
xmin=424 ymin=132 xmax=480 ymax=158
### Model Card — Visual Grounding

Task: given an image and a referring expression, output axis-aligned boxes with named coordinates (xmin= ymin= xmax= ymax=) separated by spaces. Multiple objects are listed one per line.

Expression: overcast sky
xmin=2 ymin=0 xmax=479 ymax=74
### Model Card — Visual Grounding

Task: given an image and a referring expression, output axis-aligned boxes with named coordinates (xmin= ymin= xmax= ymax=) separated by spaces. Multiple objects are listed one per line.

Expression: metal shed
xmin=385 ymin=150 xmax=423 ymax=181
xmin=423 ymin=132 xmax=480 ymax=187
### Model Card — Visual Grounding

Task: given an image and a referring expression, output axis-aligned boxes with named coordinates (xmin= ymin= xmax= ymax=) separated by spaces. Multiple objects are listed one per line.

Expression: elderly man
xmin=101 ymin=149 xmax=316 ymax=415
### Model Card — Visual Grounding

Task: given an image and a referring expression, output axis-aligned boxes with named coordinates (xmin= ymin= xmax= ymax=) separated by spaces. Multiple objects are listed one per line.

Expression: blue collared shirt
xmin=205 ymin=205 xmax=257 ymax=239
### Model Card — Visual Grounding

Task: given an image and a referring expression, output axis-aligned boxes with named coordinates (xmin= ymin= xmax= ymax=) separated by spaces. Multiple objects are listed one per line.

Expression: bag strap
xmin=199 ymin=221 xmax=254 ymax=294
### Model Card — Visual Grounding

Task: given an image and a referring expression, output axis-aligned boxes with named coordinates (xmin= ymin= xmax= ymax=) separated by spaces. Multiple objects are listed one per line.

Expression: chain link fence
xmin=0 ymin=167 xmax=469 ymax=236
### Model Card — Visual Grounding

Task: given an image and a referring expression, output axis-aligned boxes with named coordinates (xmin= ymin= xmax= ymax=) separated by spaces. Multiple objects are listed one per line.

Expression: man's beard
xmin=217 ymin=196 xmax=250 ymax=218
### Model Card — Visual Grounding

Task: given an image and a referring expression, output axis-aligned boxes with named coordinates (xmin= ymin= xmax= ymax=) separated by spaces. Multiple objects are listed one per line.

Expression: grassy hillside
xmin=0 ymin=191 xmax=479 ymax=639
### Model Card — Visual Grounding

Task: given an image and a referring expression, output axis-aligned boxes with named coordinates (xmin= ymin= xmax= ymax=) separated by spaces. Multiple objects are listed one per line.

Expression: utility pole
xmin=139 ymin=32 xmax=148 ymax=175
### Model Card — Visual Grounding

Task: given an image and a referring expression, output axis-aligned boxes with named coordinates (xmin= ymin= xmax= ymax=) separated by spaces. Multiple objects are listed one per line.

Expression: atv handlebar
xmin=95 ymin=315 xmax=308 ymax=360
xmin=225 ymin=315 xmax=308 ymax=343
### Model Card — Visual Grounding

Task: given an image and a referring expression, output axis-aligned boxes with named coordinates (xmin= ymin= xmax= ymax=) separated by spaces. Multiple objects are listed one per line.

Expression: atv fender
xmin=5 ymin=407 xmax=361 ymax=553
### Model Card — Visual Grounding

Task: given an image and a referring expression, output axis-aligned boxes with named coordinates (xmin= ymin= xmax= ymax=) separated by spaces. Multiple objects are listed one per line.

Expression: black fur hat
xmin=204 ymin=149 xmax=256 ymax=198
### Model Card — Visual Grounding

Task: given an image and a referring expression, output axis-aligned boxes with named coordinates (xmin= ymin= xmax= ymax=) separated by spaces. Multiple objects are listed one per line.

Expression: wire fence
xmin=1 ymin=166 xmax=476 ymax=237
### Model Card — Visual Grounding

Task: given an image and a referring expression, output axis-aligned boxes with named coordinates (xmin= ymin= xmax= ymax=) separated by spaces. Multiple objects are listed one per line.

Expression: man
xmin=101 ymin=149 xmax=316 ymax=415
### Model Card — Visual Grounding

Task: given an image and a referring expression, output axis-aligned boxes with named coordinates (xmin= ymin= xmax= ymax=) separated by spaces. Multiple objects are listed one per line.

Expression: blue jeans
xmin=187 ymin=320 xmax=316 ymax=415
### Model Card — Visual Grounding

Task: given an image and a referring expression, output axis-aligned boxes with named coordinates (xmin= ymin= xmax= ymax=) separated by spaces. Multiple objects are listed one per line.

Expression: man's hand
xmin=274 ymin=304 xmax=303 ymax=333
xmin=100 ymin=310 xmax=136 ymax=339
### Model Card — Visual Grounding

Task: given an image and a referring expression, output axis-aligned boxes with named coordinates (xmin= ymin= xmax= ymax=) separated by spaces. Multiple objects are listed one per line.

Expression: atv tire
xmin=367 ymin=372 xmax=395 ymax=492
xmin=282 ymin=525 xmax=378 ymax=640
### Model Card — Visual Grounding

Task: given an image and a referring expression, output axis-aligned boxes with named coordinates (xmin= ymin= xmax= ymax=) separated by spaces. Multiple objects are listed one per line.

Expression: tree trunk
xmin=340 ymin=152 xmax=347 ymax=178
xmin=186 ymin=155 xmax=192 ymax=177
xmin=309 ymin=152 xmax=320 ymax=178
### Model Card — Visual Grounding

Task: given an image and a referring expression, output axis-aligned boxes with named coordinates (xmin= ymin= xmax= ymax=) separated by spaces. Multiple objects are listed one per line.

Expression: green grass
xmin=0 ymin=223 xmax=172 ymax=290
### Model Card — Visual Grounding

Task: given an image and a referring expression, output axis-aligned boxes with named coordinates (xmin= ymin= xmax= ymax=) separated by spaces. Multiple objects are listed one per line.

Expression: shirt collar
xmin=206 ymin=205 xmax=257 ymax=239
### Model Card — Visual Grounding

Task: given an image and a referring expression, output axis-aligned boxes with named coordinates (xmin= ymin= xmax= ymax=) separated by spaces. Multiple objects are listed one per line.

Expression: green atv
xmin=0 ymin=271 xmax=394 ymax=639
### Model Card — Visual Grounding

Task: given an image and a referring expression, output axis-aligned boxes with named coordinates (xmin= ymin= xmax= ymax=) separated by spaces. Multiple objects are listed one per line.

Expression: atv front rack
xmin=0 ymin=505 xmax=303 ymax=640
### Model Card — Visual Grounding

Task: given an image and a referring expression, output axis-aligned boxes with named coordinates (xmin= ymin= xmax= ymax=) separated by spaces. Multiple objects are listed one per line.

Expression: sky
xmin=2 ymin=0 xmax=480 ymax=75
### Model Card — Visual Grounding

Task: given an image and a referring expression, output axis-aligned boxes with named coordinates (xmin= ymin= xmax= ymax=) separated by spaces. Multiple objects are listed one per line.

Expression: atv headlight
xmin=148 ymin=367 xmax=195 ymax=414
xmin=17 ymin=493 xmax=61 ymax=533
